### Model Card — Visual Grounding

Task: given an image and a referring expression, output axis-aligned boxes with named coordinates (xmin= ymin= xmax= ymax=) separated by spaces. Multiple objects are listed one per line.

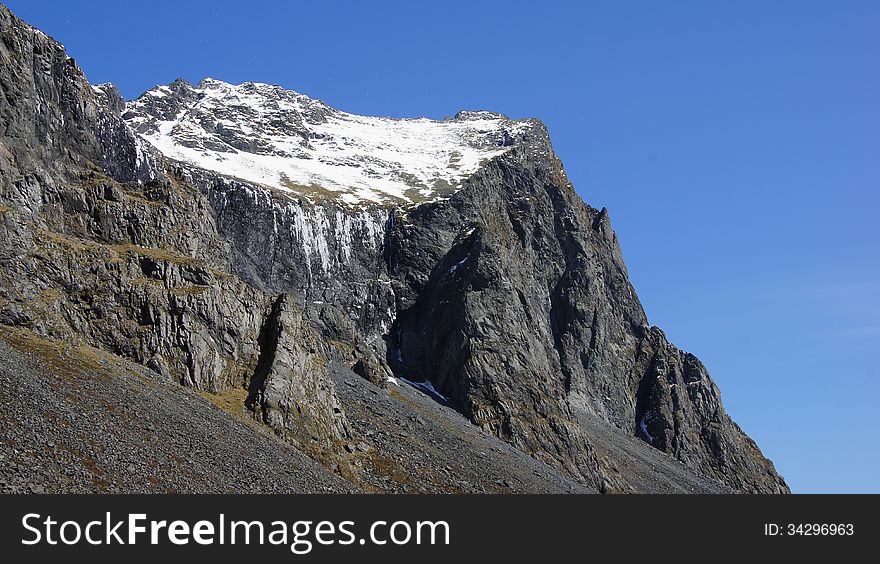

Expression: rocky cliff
xmin=0 ymin=4 xmax=787 ymax=493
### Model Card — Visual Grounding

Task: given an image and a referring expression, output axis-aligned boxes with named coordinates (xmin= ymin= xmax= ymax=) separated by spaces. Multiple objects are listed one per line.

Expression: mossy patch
xmin=33 ymin=230 xmax=208 ymax=270
xmin=34 ymin=229 xmax=111 ymax=256
xmin=279 ymin=173 xmax=349 ymax=201
xmin=38 ymin=287 xmax=62 ymax=303
xmin=131 ymin=276 xmax=165 ymax=288
xmin=116 ymin=243 xmax=202 ymax=266
xmin=359 ymin=450 xmax=414 ymax=492
xmin=0 ymin=325 xmax=116 ymax=380
xmin=169 ymin=286 xmax=208 ymax=297
xmin=79 ymin=173 xmax=166 ymax=208
xmin=197 ymin=387 xmax=249 ymax=418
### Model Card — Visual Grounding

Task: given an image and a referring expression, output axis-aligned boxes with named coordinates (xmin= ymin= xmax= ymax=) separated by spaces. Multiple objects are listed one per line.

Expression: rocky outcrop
xmin=632 ymin=327 xmax=789 ymax=493
xmin=0 ymin=6 xmax=152 ymax=186
xmin=0 ymin=3 xmax=787 ymax=493
xmin=384 ymin=145 xmax=786 ymax=492
xmin=247 ymin=294 xmax=351 ymax=465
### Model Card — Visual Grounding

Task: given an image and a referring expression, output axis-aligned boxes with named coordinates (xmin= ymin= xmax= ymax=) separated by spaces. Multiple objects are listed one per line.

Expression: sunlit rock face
xmin=0 ymin=3 xmax=788 ymax=493
xmin=124 ymin=78 xmax=543 ymax=206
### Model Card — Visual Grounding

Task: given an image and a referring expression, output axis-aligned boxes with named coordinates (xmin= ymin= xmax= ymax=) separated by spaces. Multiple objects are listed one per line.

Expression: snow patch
xmin=639 ymin=412 xmax=654 ymax=444
xmin=449 ymin=254 xmax=470 ymax=274
xmin=400 ymin=377 xmax=447 ymax=402
xmin=125 ymin=79 xmax=534 ymax=205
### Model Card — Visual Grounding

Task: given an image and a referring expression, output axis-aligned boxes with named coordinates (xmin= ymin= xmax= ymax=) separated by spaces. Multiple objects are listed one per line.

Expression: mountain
xmin=0 ymin=4 xmax=788 ymax=493
xmin=125 ymin=78 xmax=538 ymax=206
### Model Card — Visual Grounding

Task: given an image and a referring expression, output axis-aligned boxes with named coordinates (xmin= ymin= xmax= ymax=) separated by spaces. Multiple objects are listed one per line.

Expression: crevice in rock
xmin=246 ymin=294 xmax=284 ymax=418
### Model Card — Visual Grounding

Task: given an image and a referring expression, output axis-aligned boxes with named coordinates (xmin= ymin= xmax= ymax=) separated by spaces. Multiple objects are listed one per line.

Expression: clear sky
xmin=7 ymin=0 xmax=877 ymax=493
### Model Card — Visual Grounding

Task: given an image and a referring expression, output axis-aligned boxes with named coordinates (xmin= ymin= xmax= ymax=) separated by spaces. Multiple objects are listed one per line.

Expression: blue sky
xmin=8 ymin=0 xmax=877 ymax=493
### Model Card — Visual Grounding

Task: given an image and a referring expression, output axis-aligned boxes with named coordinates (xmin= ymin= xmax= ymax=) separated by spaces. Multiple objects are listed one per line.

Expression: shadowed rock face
xmin=0 ymin=4 xmax=787 ymax=493
xmin=384 ymin=151 xmax=787 ymax=493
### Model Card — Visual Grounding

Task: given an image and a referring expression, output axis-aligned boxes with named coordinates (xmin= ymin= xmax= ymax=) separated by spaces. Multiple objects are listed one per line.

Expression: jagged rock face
xmin=385 ymin=149 xmax=787 ymax=492
xmin=386 ymin=150 xmax=625 ymax=487
xmin=0 ymin=8 xmax=153 ymax=186
xmin=632 ymin=328 xmax=789 ymax=493
xmin=0 ymin=6 xmax=351 ymax=468
xmin=248 ymin=294 xmax=351 ymax=460
xmin=0 ymin=4 xmax=787 ymax=492
xmin=181 ymin=171 xmax=397 ymax=372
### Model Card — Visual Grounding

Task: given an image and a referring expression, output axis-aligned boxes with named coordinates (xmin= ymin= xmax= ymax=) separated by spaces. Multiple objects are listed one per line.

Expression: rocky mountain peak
xmin=0 ymin=3 xmax=789 ymax=494
xmin=123 ymin=78 xmax=545 ymax=206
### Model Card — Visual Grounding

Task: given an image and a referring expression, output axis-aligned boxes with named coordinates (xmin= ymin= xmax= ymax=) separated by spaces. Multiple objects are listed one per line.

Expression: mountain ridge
xmin=0 ymin=3 xmax=788 ymax=493
xmin=123 ymin=77 xmax=544 ymax=207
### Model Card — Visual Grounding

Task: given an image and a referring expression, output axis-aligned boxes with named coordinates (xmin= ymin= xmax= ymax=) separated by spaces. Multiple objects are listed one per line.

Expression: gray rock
xmin=0 ymin=3 xmax=787 ymax=493
xmin=247 ymin=295 xmax=351 ymax=465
